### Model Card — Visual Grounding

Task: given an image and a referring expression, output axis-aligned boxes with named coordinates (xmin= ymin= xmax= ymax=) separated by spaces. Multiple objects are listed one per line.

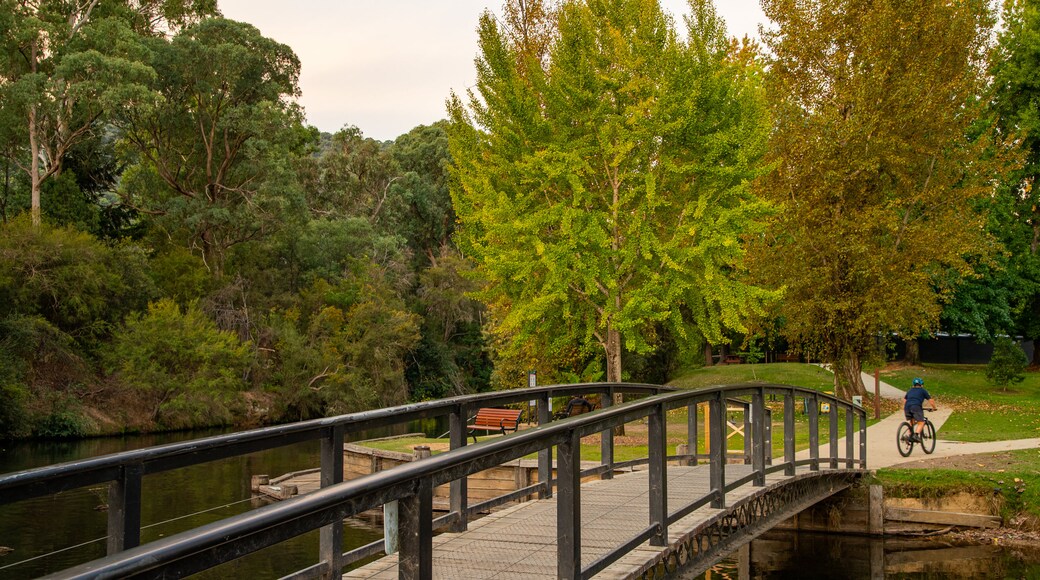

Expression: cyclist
xmin=904 ymin=377 xmax=937 ymax=442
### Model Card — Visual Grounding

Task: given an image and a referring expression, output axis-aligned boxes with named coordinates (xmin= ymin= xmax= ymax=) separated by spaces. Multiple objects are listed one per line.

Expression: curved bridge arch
xmin=0 ymin=383 xmax=867 ymax=579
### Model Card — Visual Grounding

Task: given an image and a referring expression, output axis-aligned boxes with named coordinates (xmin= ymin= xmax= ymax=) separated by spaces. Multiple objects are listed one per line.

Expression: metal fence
xmin=0 ymin=383 xmax=866 ymax=580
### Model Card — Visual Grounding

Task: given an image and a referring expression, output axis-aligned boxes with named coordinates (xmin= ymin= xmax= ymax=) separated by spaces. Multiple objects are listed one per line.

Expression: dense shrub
xmin=104 ymin=299 xmax=252 ymax=428
xmin=987 ymin=337 xmax=1028 ymax=391
xmin=0 ymin=217 xmax=155 ymax=351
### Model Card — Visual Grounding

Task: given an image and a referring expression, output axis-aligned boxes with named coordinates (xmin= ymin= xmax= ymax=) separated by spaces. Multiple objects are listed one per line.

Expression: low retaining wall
xmin=778 ymin=485 xmax=1001 ymax=535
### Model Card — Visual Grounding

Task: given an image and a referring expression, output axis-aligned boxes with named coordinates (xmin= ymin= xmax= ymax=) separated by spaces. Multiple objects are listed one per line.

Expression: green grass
xmin=884 ymin=366 xmax=1040 ymax=442
xmin=667 ymin=362 xmax=836 ymax=391
xmin=875 ymin=448 xmax=1040 ymax=521
xmin=359 ymin=363 xmax=877 ymax=463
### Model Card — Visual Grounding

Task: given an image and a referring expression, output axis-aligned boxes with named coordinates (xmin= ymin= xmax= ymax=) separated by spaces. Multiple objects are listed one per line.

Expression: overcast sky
xmin=219 ymin=1 xmax=768 ymax=141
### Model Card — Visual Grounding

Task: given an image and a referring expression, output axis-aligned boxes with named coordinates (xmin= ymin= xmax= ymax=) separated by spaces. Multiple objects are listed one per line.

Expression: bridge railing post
xmin=764 ymin=407 xmax=773 ymax=466
xmin=557 ymin=431 xmax=582 ymax=580
xmin=808 ymin=394 xmax=820 ymax=471
xmin=687 ymin=401 xmax=698 ymax=466
xmin=829 ymin=399 xmax=839 ymax=469
xmin=600 ymin=386 xmax=614 ymax=480
xmin=845 ymin=407 xmax=854 ymax=469
xmin=399 ymin=479 xmax=433 ymax=580
xmin=107 ymin=462 xmax=143 ymax=554
xmin=709 ymin=392 xmax=726 ymax=509
xmin=783 ymin=392 xmax=795 ymax=476
xmin=449 ymin=405 xmax=468 ymax=531
xmin=752 ymin=389 xmax=765 ymax=486
xmin=860 ymin=410 xmax=868 ymax=469
xmin=320 ymin=424 xmax=345 ymax=580
xmin=538 ymin=392 xmax=552 ymax=499
xmin=648 ymin=403 xmax=668 ymax=546
xmin=742 ymin=400 xmax=752 ymax=465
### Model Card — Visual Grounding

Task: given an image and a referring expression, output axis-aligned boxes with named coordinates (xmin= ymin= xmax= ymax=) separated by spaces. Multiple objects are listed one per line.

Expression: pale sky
xmin=219 ymin=1 xmax=768 ymax=141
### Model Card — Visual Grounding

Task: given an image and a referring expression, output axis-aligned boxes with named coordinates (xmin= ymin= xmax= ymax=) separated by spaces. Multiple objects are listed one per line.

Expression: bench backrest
xmin=472 ymin=408 xmax=522 ymax=429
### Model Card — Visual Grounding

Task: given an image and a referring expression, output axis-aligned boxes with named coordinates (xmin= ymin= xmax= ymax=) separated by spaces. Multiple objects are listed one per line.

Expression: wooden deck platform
xmin=345 ymin=464 xmax=806 ymax=579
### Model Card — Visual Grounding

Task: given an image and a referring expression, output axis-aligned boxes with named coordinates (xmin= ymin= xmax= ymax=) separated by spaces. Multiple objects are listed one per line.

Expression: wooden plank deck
xmin=345 ymin=464 xmax=799 ymax=579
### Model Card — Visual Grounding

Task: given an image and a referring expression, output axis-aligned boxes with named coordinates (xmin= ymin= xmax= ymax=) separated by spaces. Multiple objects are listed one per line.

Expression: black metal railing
xmin=1 ymin=383 xmax=867 ymax=580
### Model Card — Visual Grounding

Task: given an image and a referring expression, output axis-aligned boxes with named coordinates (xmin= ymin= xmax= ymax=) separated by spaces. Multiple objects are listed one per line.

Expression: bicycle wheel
xmin=897 ymin=422 xmax=914 ymax=457
xmin=920 ymin=419 xmax=936 ymax=454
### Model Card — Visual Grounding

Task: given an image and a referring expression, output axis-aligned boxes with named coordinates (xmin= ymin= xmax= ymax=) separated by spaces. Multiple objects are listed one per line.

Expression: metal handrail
xmin=30 ymin=383 xmax=868 ymax=580
xmin=0 ymin=382 xmax=666 ymax=501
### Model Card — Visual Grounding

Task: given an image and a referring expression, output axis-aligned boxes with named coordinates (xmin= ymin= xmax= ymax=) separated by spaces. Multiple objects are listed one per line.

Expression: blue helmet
xmin=912 ymin=377 xmax=924 ymax=387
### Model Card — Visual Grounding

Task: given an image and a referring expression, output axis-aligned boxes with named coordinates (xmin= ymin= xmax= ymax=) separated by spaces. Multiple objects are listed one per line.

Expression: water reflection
xmin=689 ymin=530 xmax=1040 ymax=579
xmin=0 ymin=418 xmax=445 ymax=579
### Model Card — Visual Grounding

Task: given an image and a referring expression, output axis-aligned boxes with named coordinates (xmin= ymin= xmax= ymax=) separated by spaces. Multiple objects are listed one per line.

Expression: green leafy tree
xmin=104 ymin=298 xmax=251 ymax=427
xmin=116 ymin=18 xmax=306 ymax=277
xmin=986 ymin=336 xmax=1028 ymax=391
xmin=991 ymin=0 xmax=1040 ymax=365
xmin=0 ymin=216 xmax=154 ymax=349
xmin=448 ymin=0 xmax=774 ymax=387
xmin=262 ymin=274 xmax=421 ymax=418
xmin=0 ymin=0 xmax=215 ymax=226
xmin=754 ymin=0 xmax=1007 ymax=398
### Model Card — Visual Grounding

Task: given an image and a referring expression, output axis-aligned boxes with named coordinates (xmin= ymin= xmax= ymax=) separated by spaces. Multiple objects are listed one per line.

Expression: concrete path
xmin=797 ymin=370 xmax=1040 ymax=469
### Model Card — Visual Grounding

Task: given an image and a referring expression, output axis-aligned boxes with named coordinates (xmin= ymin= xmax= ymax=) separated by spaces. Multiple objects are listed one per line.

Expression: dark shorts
xmin=905 ymin=405 xmax=924 ymax=422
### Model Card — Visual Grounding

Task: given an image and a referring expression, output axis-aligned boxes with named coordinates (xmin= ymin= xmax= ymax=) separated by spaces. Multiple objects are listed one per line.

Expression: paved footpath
xmin=800 ymin=372 xmax=1040 ymax=470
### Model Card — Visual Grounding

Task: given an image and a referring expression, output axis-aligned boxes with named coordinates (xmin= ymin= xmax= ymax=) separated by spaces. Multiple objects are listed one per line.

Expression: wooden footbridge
xmin=0 ymin=383 xmax=866 ymax=579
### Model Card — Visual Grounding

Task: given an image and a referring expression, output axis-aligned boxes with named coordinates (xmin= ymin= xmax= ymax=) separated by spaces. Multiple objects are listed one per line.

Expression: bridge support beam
xmin=537 ymin=393 xmax=552 ymax=499
xmin=846 ymin=407 xmax=855 ymax=469
xmin=709 ymin=393 xmax=725 ymax=509
xmin=449 ymin=406 xmax=468 ymax=532
xmin=107 ymin=462 xmax=143 ymax=554
xmin=784 ymin=393 xmax=795 ymax=476
xmin=399 ymin=480 xmax=433 ymax=580
xmin=320 ymin=425 xmax=345 ymax=580
xmin=808 ymin=394 xmax=820 ymax=471
xmin=557 ymin=432 xmax=581 ymax=580
xmin=752 ymin=389 xmax=766 ymax=486
xmin=687 ymin=402 xmax=698 ymax=466
xmin=648 ymin=403 xmax=668 ymax=546
xmin=829 ymin=402 xmax=839 ymax=469
xmin=600 ymin=386 xmax=614 ymax=480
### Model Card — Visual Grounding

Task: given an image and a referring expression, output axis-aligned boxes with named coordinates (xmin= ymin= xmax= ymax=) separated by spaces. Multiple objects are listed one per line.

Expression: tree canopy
xmin=448 ymin=0 xmax=775 ymax=384
xmin=753 ymin=0 xmax=1008 ymax=398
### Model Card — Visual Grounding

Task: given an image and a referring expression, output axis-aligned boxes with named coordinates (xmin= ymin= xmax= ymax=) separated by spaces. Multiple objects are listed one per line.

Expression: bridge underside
xmin=345 ymin=465 xmax=861 ymax=580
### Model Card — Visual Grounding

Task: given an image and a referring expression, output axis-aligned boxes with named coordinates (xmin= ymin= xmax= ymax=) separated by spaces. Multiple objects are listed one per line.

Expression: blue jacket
xmin=904 ymin=387 xmax=932 ymax=408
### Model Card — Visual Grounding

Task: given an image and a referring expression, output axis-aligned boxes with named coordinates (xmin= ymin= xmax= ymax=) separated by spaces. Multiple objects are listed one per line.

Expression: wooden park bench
xmin=467 ymin=408 xmax=523 ymax=443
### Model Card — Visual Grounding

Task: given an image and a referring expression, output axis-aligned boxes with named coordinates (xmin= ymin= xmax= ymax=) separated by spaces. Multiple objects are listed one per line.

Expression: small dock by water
xmin=253 ymin=434 xmax=604 ymax=512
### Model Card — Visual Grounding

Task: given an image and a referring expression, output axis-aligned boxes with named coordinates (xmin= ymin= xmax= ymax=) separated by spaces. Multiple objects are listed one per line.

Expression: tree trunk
xmin=704 ymin=343 xmax=714 ymax=367
xmin=904 ymin=338 xmax=920 ymax=365
xmin=833 ymin=352 xmax=867 ymax=400
xmin=606 ymin=326 xmax=625 ymax=436
xmin=29 ymin=105 xmax=41 ymax=226
xmin=201 ymin=229 xmax=223 ymax=278
xmin=1033 ymin=340 xmax=1040 ymax=368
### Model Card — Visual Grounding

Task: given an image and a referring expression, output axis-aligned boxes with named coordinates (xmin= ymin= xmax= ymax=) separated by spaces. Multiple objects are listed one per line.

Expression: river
xmin=2 ymin=430 xmax=1038 ymax=579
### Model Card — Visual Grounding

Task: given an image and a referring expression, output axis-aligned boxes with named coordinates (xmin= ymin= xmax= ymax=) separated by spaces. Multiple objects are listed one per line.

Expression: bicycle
xmin=897 ymin=408 xmax=936 ymax=457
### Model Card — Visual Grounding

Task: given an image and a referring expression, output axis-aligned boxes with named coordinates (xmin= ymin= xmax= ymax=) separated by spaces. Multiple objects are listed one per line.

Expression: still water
xmin=3 ymin=429 xmax=1039 ymax=579
xmin=0 ymin=420 xmax=444 ymax=579
xmin=696 ymin=530 xmax=1040 ymax=579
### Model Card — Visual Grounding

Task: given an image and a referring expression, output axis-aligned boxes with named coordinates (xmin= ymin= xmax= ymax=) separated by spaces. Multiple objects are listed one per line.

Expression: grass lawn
xmin=667 ymin=362 xmax=836 ymax=391
xmin=883 ymin=365 xmax=1040 ymax=442
xmin=362 ymin=364 xmax=888 ymax=462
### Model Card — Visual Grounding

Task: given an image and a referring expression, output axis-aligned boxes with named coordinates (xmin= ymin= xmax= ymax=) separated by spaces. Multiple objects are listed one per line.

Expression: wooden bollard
xmin=251 ymin=474 xmax=269 ymax=492
xmin=412 ymin=445 xmax=432 ymax=461
xmin=279 ymin=484 xmax=298 ymax=500
xmin=676 ymin=444 xmax=692 ymax=466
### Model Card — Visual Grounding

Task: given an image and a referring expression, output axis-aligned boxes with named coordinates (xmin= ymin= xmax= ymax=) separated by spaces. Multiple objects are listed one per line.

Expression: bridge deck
xmin=346 ymin=464 xmax=817 ymax=579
